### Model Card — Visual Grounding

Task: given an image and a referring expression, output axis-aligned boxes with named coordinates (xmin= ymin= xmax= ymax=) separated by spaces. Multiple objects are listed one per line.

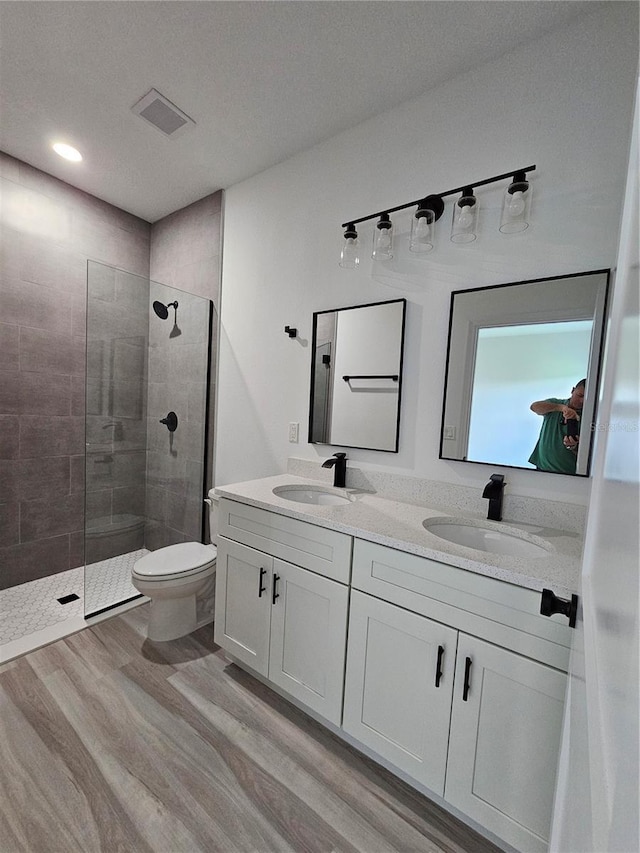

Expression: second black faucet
xmin=482 ymin=473 xmax=505 ymax=521
xmin=322 ymin=452 xmax=347 ymax=488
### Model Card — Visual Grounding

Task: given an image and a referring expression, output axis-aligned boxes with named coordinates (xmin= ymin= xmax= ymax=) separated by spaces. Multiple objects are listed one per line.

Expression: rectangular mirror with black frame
xmin=309 ymin=298 xmax=406 ymax=452
xmin=440 ymin=270 xmax=610 ymax=476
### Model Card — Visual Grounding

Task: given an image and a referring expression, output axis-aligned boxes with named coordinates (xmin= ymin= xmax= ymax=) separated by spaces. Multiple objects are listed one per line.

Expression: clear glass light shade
xmin=450 ymin=194 xmax=478 ymax=243
xmin=372 ymin=221 xmax=394 ymax=261
xmin=409 ymin=209 xmax=436 ymax=253
xmin=339 ymin=235 xmax=360 ymax=269
xmin=499 ymin=182 xmax=532 ymax=233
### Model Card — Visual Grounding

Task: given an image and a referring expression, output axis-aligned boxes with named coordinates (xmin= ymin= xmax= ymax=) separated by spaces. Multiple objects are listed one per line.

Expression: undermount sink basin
xmin=272 ymin=485 xmax=353 ymax=507
xmin=422 ymin=517 xmax=552 ymax=558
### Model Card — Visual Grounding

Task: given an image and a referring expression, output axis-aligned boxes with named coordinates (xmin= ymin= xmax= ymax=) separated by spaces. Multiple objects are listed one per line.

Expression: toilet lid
xmin=133 ymin=542 xmax=217 ymax=578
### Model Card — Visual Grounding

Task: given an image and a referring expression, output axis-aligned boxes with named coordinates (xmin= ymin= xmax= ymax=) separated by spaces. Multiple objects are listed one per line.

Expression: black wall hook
xmin=284 ymin=326 xmax=297 ymax=338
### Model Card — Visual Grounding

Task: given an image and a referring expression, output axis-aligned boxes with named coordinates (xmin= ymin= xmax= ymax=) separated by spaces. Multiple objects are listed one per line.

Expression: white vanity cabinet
xmin=343 ymin=590 xmax=458 ymax=794
xmin=343 ymin=539 xmax=572 ymax=853
xmin=213 ymin=487 xmax=577 ymax=853
xmin=445 ymin=633 xmax=566 ymax=851
xmin=214 ymin=498 xmax=352 ymax=725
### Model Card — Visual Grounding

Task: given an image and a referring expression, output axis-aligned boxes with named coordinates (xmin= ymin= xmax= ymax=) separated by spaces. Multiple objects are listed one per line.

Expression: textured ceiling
xmin=0 ymin=1 xmax=605 ymax=222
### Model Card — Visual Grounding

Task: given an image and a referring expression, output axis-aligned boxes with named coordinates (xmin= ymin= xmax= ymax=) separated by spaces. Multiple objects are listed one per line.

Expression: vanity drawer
xmin=352 ymin=539 xmax=573 ymax=670
xmin=218 ymin=498 xmax=352 ymax=583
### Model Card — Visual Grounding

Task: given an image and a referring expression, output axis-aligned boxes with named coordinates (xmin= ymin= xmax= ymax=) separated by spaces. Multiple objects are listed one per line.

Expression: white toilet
xmin=131 ymin=540 xmax=217 ymax=642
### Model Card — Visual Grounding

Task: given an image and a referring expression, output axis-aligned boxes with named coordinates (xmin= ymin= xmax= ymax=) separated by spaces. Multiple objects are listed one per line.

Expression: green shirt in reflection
xmin=528 ymin=398 xmax=579 ymax=474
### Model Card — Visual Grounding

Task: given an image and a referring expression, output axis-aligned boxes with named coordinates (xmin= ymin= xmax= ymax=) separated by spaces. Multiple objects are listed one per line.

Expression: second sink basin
xmin=423 ymin=517 xmax=552 ymax=558
xmin=272 ymin=485 xmax=353 ymax=506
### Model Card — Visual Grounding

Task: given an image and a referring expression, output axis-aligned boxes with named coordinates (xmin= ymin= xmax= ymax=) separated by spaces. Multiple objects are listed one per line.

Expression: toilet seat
xmin=132 ymin=542 xmax=217 ymax=583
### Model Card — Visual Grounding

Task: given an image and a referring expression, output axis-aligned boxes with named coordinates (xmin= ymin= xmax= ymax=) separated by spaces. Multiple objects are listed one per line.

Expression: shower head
xmin=152 ymin=300 xmax=178 ymax=320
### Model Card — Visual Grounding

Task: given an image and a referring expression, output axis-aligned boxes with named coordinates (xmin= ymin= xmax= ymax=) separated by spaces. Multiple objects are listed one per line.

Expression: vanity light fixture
xmin=340 ymin=165 xmax=535 ymax=265
xmin=339 ymin=222 xmax=360 ymax=269
xmin=52 ymin=142 xmax=83 ymax=162
xmin=450 ymin=187 xmax=478 ymax=243
xmin=372 ymin=213 xmax=394 ymax=260
xmin=499 ymin=171 xmax=532 ymax=233
xmin=410 ymin=195 xmax=444 ymax=253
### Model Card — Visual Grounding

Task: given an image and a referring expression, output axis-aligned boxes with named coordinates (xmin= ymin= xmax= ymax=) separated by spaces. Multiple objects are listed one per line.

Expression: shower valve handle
xmin=160 ymin=411 xmax=178 ymax=432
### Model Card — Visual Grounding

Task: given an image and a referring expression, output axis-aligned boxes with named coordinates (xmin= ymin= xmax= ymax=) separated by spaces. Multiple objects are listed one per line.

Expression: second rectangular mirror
xmin=440 ymin=269 xmax=610 ymax=476
xmin=309 ymin=299 xmax=406 ymax=452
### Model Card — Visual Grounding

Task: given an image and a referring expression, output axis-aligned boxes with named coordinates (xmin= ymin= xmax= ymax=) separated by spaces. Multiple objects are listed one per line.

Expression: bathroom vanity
xmin=213 ymin=474 xmax=581 ymax=853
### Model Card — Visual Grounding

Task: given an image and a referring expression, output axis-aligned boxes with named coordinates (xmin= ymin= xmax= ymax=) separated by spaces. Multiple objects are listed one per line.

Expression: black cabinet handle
xmin=258 ymin=567 xmax=267 ymax=598
xmin=540 ymin=588 xmax=578 ymax=628
xmin=435 ymin=645 xmax=445 ymax=688
xmin=462 ymin=657 xmax=472 ymax=701
xmin=272 ymin=574 xmax=280 ymax=605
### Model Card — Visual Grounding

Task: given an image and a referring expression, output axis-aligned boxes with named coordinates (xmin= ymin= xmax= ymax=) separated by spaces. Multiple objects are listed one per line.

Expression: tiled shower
xmin=84 ymin=263 xmax=213 ymax=616
xmin=0 ymin=151 xmax=221 ymax=650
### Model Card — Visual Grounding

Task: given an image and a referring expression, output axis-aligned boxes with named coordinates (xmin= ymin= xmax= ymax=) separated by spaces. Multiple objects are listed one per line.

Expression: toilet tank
xmin=205 ymin=492 xmax=219 ymax=544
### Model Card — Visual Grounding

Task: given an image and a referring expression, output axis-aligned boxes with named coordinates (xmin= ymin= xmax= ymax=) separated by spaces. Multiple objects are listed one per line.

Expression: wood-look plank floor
xmin=0 ymin=605 xmax=502 ymax=853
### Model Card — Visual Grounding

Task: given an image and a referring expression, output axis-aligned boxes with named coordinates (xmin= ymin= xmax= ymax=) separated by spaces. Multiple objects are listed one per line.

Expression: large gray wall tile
xmin=0 ymin=369 xmax=20 ymax=414
xmin=19 ymin=233 xmax=86 ymax=296
xmin=16 ymin=456 xmax=71 ymax=500
xmin=86 ymin=489 xmax=112 ymax=522
xmin=0 ymin=178 xmax=70 ymax=243
xmin=112 ymin=485 xmax=145 ymax=518
xmin=18 ymin=372 xmax=72 ymax=416
xmin=20 ymin=492 xmax=84 ymax=542
xmin=0 ymin=416 xmax=20 ymax=459
xmin=0 ymin=323 xmax=19 ymax=370
xmin=70 ymin=455 xmax=85 ymax=493
xmin=0 ymin=501 xmax=19 ymax=547
xmin=19 ymin=327 xmax=84 ymax=376
xmin=20 ymin=415 xmax=84 ymax=458
xmin=3 ymin=277 xmax=73 ymax=336
xmin=69 ymin=530 xmax=84 ymax=568
xmin=0 ymin=461 xmax=19 ymax=503
xmin=0 ymin=535 xmax=71 ymax=589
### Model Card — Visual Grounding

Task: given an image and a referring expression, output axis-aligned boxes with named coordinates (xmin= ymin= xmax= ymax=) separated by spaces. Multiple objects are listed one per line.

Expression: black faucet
xmin=321 ymin=452 xmax=347 ymax=488
xmin=482 ymin=473 xmax=505 ymax=521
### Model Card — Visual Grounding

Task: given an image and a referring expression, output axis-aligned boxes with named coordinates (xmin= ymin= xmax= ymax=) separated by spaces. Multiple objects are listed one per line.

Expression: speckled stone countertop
xmin=214 ymin=474 xmax=583 ymax=596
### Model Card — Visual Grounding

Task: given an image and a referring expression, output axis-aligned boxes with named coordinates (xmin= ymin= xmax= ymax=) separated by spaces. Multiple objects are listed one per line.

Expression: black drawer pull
xmin=462 ymin=656 xmax=472 ymax=701
xmin=435 ymin=645 xmax=445 ymax=688
xmin=258 ymin=567 xmax=267 ymax=598
xmin=540 ymin=588 xmax=578 ymax=628
xmin=272 ymin=574 xmax=280 ymax=605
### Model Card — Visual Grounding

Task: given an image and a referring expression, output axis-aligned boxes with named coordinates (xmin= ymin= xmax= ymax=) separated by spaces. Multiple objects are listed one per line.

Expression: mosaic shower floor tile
xmin=0 ymin=550 xmax=148 ymax=664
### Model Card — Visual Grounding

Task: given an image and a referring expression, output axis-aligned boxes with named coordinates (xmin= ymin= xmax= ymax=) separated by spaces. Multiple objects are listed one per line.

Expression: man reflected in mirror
xmin=528 ymin=380 xmax=586 ymax=474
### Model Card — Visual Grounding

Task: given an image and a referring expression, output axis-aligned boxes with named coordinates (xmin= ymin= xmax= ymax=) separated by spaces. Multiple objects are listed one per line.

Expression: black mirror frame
xmin=439 ymin=269 xmax=611 ymax=476
xmin=308 ymin=298 xmax=407 ymax=453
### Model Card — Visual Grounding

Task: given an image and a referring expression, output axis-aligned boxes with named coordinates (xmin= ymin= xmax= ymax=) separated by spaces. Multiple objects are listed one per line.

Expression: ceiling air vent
xmin=131 ymin=89 xmax=195 ymax=138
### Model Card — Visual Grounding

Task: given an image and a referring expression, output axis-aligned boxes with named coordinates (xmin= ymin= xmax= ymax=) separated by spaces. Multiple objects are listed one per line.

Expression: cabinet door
xmin=445 ymin=634 xmax=567 ymax=853
xmin=268 ymin=559 xmax=349 ymax=726
xmin=214 ymin=537 xmax=272 ymax=676
xmin=343 ymin=590 xmax=457 ymax=796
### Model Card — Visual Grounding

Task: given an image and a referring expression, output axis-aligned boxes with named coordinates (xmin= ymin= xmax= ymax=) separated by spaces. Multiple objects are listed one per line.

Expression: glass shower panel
xmin=145 ymin=281 xmax=212 ymax=551
xmin=84 ymin=262 xmax=212 ymax=618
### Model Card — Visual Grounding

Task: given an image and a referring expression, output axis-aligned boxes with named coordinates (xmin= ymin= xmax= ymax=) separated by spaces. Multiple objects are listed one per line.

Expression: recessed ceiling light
xmin=52 ymin=142 xmax=82 ymax=162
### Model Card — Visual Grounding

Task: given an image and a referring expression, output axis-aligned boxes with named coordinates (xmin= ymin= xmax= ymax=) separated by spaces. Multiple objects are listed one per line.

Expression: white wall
xmin=217 ymin=4 xmax=638 ymax=504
